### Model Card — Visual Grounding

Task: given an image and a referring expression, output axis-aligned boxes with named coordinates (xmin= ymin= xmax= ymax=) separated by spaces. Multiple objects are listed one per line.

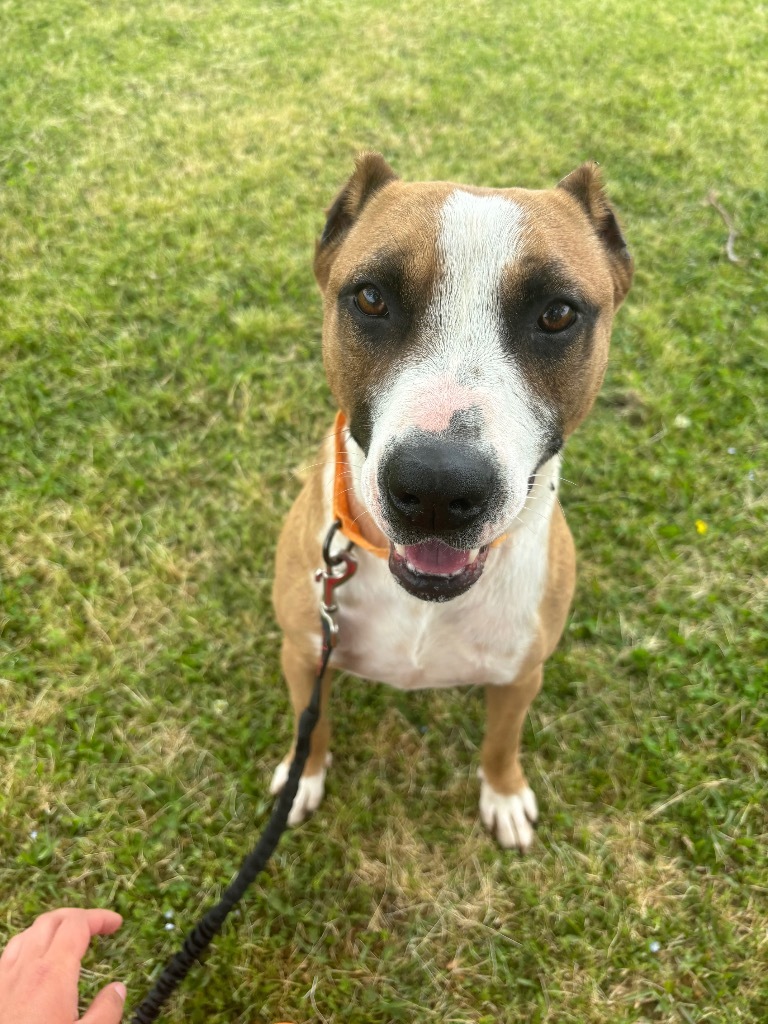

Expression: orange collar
xmin=332 ymin=411 xmax=507 ymax=558
xmin=332 ymin=411 xmax=389 ymax=558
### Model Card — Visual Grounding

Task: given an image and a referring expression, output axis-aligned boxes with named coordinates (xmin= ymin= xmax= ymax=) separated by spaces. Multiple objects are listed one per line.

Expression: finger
xmin=80 ymin=982 xmax=127 ymax=1024
xmin=13 ymin=909 xmax=66 ymax=958
xmin=2 ymin=909 xmax=74 ymax=962
xmin=13 ymin=908 xmax=122 ymax=965
xmin=49 ymin=910 xmax=123 ymax=962
xmin=0 ymin=932 xmax=24 ymax=968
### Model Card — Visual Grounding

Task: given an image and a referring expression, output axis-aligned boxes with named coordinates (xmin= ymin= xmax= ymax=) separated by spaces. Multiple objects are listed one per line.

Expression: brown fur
xmin=272 ymin=155 xmax=632 ymax=847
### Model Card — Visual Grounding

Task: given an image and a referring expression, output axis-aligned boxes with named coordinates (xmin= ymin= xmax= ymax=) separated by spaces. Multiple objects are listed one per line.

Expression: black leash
xmin=131 ymin=522 xmax=356 ymax=1024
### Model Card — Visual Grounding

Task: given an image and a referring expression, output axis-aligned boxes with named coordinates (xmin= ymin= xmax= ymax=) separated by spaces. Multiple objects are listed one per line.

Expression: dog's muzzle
xmin=380 ymin=438 xmax=502 ymax=602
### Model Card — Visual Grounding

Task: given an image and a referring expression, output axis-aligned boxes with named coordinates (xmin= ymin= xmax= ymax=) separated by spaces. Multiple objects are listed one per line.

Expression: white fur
xmin=360 ymin=189 xmax=552 ymax=546
xmin=314 ymin=427 xmax=558 ymax=690
xmin=479 ymin=770 xmax=538 ymax=851
xmin=269 ymin=753 xmax=331 ymax=826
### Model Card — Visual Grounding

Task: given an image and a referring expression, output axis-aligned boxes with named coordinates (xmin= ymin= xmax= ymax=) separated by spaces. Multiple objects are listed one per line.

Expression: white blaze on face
xmin=360 ymin=189 xmax=552 ymax=543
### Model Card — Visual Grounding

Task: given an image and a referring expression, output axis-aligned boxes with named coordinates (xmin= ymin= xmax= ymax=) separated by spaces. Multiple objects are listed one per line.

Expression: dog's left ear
xmin=558 ymin=162 xmax=633 ymax=308
xmin=314 ymin=152 xmax=398 ymax=290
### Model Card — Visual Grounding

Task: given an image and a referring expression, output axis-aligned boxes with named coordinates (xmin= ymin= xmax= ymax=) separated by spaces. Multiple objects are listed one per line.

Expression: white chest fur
xmin=313 ymin=457 xmax=559 ymax=691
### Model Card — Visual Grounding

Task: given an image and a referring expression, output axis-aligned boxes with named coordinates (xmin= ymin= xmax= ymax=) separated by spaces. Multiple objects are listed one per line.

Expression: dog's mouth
xmin=388 ymin=540 xmax=490 ymax=602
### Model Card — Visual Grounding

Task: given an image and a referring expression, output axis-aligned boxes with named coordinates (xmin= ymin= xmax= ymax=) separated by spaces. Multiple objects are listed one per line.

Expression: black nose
xmin=385 ymin=438 xmax=498 ymax=535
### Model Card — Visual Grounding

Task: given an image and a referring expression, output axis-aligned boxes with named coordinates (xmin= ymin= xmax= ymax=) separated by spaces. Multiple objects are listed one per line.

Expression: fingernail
xmin=114 ymin=982 xmax=127 ymax=1002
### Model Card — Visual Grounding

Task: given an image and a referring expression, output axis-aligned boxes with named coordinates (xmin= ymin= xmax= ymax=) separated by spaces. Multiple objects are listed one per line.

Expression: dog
xmin=270 ymin=153 xmax=632 ymax=850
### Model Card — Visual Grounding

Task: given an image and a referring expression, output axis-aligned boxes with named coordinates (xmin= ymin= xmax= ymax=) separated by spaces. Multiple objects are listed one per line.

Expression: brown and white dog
xmin=271 ymin=154 xmax=632 ymax=850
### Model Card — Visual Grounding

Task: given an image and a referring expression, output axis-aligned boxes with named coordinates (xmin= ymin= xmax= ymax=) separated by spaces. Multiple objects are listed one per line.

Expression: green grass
xmin=1 ymin=0 xmax=766 ymax=1021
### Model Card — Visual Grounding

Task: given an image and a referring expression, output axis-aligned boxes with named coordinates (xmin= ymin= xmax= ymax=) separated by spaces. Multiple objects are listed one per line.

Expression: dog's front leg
xmin=269 ymin=637 xmax=333 ymax=826
xmin=479 ymin=666 xmax=542 ymax=851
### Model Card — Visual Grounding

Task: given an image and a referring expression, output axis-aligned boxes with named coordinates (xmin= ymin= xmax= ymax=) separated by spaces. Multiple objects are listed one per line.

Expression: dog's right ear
xmin=314 ymin=152 xmax=398 ymax=289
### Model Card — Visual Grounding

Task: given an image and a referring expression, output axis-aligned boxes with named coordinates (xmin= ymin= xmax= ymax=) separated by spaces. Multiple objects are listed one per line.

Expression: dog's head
xmin=315 ymin=154 xmax=633 ymax=601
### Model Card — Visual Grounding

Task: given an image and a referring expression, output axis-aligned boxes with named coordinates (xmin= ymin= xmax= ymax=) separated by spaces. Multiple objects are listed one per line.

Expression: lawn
xmin=1 ymin=0 xmax=766 ymax=1021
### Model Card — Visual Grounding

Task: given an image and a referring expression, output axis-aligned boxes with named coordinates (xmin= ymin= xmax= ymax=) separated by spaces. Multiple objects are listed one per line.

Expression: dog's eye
xmin=538 ymin=302 xmax=577 ymax=333
xmin=354 ymin=285 xmax=388 ymax=318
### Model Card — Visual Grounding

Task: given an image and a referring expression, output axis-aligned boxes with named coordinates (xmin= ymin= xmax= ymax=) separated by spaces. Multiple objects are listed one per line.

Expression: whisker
xmin=337 ymin=485 xmax=362 ymax=499
xmin=289 ymin=424 xmax=365 ymax=451
xmin=511 ymin=513 xmax=538 ymax=540
xmin=293 ymin=457 xmax=365 ymax=473
xmin=518 ymin=503 xmax=550 ymax=524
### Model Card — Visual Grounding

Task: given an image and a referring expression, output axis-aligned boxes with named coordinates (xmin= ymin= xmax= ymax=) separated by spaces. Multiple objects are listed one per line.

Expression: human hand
xmin=0 ymin=908 xmax=126 ymax=1024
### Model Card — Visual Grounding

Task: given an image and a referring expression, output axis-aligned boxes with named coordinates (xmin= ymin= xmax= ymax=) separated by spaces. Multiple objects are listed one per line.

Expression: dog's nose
xmin=385 ymin=439 xmax=497 ymax=535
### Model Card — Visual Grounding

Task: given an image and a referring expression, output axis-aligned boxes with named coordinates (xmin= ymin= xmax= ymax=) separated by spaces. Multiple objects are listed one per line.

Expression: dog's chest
xmin=323 ymin=531 xmax=548 ymax=690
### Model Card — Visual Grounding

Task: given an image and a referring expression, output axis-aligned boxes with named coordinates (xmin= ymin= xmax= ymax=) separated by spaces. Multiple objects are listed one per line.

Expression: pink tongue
xmin=405 ymin=540 xmax=471 ymax=575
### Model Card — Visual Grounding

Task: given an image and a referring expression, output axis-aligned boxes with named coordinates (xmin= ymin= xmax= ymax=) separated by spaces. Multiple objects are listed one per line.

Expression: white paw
xmin=478 ymin=771 xmax=538 ymax=851
xmin=269 ymin=753 xmax=331 ymax=826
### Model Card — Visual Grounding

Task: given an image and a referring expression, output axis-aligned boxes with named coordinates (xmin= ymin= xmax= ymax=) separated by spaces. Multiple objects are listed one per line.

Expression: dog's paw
xmin=478 ymin=771 xmax=538 ymax=852
xmin=269 ymin=753 xmax=332 ymax=826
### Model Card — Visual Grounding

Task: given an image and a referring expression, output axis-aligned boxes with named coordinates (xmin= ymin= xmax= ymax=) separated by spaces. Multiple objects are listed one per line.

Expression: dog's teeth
xmin=395 ymin=544 xmax=406 ymax=557
xmin=469 ymin=548 xmax=480 ymax=562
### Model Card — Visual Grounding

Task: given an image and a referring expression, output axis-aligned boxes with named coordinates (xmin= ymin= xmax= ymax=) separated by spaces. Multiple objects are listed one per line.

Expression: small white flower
xmin=649 ymin=940 xmax=661 ymax=953
xmin=674 ymin=414 xmax=691 ymax=429
xmin=164 ymin=910 xmax=174 ymax=920
xmin=164 ymin=922 xmax=175 ymax=931
xmin=30 ymin=830 xmax=38 ymax=840
xmin=727 ymin=447 xmax=736 ymax=455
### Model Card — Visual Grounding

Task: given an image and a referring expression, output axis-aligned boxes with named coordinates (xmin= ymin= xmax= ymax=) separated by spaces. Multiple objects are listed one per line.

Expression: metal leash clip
xmin=315 ymin=520 xmax=357 ymax=648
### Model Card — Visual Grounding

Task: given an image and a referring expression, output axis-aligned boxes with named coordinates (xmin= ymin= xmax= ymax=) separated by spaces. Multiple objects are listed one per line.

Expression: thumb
xmin=80 ymin=982 xmax=127 ymax=1024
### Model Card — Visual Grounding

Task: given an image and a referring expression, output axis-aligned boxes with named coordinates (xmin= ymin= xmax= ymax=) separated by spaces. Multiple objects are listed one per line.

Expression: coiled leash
xmin=131 ymin=521 xmax=356 ymax=1023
